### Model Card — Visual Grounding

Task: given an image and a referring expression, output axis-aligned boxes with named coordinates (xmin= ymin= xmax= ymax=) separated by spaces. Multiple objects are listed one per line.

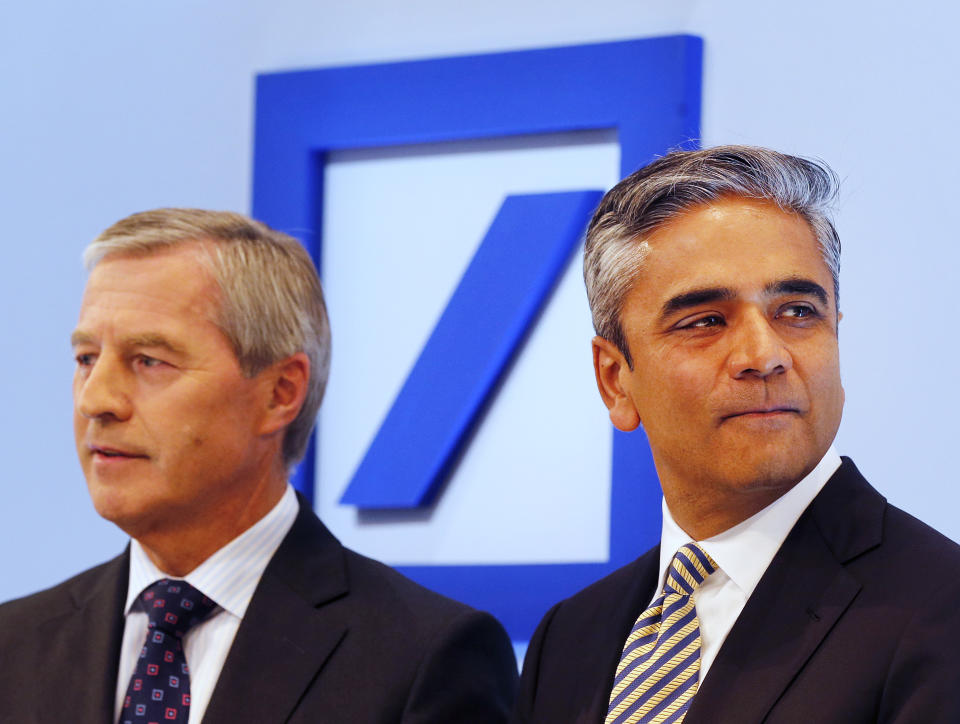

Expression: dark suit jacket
xmin=513 ymin=458 xmax=960 ymax=723
xmin=0 ymin=499 xmax=518 ymax=723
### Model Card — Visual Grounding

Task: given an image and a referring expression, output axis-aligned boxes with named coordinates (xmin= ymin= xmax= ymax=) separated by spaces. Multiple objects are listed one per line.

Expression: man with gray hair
xmin=513 ymin=146 xmax=960 ymax=723
xmin=0 ymin=209 xmax=517 ymax=722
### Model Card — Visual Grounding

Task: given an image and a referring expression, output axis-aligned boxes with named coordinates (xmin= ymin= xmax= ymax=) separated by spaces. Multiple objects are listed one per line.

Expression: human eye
xmin=74 ymin=350 xmax=96 ymax=367
xmin=677 ymin=313 xmax=725 ymax=330
xmin=779 ymin=302 xmax=821 ymax=320
xmin=135 ymin=354 xmax=167 ymax=369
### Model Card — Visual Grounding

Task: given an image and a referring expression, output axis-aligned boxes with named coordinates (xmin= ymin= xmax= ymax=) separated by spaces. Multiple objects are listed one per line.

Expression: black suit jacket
xmin=0 ymin=498 xmax=518 ymax=723
xmin=513 ymin=458 xmax=960 ymax=723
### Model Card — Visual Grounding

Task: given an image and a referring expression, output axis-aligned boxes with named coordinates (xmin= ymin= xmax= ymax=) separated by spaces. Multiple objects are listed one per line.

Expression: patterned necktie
xmin=119 ymin=579 xmax=218 ymax=724
xmin=606 ymin=543 xmax=717 ymax=724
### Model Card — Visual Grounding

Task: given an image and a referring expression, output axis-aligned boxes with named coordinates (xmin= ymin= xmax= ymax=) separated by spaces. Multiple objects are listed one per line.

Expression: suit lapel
xmin=202 ymin=500 xmax=351 ymax=724
xmin=582 ymin=550 xmax=663 ymax=724
xmin=686 ymin=513 xmax=861 ymax=723
xmin=687 ymin=459 xmax=884 ymax=723
xmin=38 ymin=552 xmax=128 ymax=723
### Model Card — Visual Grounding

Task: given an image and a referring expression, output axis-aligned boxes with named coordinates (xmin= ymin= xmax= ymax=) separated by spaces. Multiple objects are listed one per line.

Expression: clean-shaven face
xmin=72 ymin=245 xmax=273 ymax=543
xmin=607 ymin=197 xmax=844 ymax=518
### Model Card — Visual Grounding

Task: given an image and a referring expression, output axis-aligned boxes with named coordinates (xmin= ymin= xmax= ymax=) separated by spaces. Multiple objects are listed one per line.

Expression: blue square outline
xmin=252 ymin=36 xmax=702 ymax=640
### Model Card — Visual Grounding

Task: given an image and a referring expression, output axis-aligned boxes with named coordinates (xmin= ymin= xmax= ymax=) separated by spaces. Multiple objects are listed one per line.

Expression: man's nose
xmin=75 ymin=355 xmax=132 ymax=421
xmin=726 ymin=310 xmax=793 ymax=380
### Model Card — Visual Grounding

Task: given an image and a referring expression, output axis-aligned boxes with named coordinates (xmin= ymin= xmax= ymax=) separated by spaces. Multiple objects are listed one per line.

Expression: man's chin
xmin=726 ymin=456 xmax=817 ymax=496
xmin=88 ymin=488 xmax=153 ymax=538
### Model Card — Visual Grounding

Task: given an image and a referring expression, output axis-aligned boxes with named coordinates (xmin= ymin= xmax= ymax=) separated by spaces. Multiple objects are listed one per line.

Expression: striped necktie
xmin=606 ymin=543 xmax=717 ymax=724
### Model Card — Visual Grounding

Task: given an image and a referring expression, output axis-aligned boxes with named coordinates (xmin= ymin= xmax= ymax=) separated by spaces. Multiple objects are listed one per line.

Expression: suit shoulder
xmin=553 ymin=546 xmax=659 ymax=616
xmin=522 ymin=546 xmax=659 ymax=655
xmin=340 ymin=546 xmax=482 ymax=624
xmin=336 ymin=546 xmax=517 ymax=674
xmin=885 ymin=501 xmax=960 ymax=544
xmin=0 ymin=554 xmax=125 ymax=632
xmin=321 ymin=547 xmax=518 ymax=722
xmin=514 ymin=550 xmax=658 ymax=723
xmin=821 ymin=459 xmax=960 ymax=574
xmin=880 ymin=501 xmax=960 ymax=571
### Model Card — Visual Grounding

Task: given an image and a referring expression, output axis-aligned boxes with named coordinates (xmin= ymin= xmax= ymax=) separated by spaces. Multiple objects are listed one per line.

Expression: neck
xmin=666 ymin=490 xmax=784 ymax=540
xmin=136 ymin=475 xmax=288 ymax=577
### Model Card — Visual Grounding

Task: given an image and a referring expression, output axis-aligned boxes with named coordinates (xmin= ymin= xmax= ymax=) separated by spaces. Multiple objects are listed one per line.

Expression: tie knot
xmin=140 ymin=578 xmax=218 ymax=638
xmin=663 ymin=543 xmax=717 ymax=596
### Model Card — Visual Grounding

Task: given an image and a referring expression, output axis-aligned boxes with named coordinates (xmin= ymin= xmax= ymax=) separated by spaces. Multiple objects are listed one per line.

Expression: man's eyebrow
xmin=659 ymin=287 xmax=736 ymax=319
xmin=766 ymin=278 xmax=829 ymax=306
xmin=70 ymin=330 xmax=94 ymax=347
xmin=69 ymin=331 xmax=187 ymax=356
xmin=124 ymin=333 xmax=187 ymax=356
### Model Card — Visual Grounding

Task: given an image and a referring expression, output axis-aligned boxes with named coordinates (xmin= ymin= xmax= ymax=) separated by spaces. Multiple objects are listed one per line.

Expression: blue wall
xmin=3 ymin=1 xmax=960 ymax=626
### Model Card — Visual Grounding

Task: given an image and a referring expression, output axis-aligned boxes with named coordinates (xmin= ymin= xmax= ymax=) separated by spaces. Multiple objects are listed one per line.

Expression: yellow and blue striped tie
xmin=606 ymin=543 xmax=717 ymax=724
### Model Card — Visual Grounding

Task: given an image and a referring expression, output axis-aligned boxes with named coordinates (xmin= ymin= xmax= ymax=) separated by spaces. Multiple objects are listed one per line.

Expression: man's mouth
xmin=89 ymin=445 xmax=148 ymax=460
xmin=721 ymin=406 xmax=800 ymax=421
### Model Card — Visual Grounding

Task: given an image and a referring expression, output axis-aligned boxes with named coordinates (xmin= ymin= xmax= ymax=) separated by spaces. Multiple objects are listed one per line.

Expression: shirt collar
xmin=125 ymin=484 xmax=300 ymax=618
xmin=658 ymin=447 xmax=842 ymax=598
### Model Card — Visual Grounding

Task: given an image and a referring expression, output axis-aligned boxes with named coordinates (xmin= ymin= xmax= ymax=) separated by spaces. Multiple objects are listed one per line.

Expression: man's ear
xmin=592 ymin=335 xmax=641 ymax=432
xmin=259 ymin=352 xmax=310 ymax=436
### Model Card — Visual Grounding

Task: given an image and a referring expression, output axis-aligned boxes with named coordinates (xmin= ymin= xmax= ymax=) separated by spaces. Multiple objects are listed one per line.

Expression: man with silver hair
xmin=513 ymin=146 xmax=960 ymax=723
xmin=0 ymin=209 xmax=517 ymax=722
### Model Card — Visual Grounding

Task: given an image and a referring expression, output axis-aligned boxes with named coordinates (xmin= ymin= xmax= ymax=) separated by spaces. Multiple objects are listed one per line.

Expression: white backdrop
xmin=319 ymin=134 xmax=618 ymax=564
xmin=2 ymin=0 xmax=959 ymax=606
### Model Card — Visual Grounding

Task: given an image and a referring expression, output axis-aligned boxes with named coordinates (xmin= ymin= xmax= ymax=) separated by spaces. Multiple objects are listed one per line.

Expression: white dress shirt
xmin=114 ymin=484 xmax=299 ymax=724
xmin=655 ymin=447 xmax=842 ymax=682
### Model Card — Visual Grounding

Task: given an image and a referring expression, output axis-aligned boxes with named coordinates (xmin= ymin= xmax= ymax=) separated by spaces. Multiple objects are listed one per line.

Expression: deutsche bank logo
xmin=253 ymin=36 xmax=702 ymax=640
